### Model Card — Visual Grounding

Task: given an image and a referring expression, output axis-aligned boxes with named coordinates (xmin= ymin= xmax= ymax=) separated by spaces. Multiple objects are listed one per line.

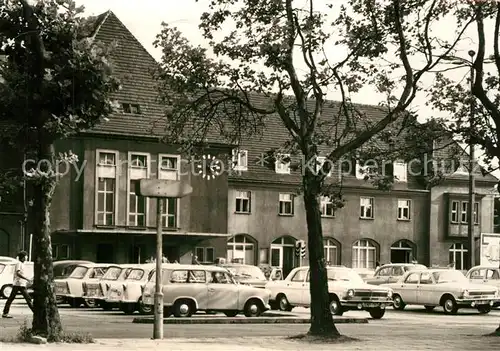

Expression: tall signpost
xmin=135 ymin=179 xmax=193 ymax=340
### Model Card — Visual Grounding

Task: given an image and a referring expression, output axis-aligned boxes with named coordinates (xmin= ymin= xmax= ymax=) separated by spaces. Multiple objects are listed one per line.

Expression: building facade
xmin=1 ymin=11 xmax=497 ymax=275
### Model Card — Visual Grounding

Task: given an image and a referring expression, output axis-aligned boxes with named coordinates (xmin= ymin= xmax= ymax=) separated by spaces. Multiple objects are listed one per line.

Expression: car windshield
xmin=0 ymin=263 xmax=5 ymax=274
xmin=224 ymin=266 xmax=266 ymax=280
xmin=432 ymin=270 xmax=468 ymax=283
xmin=54 ymin=264 xmax=78 ymax=278
xmin=126 ymin=269 xmax=145 ymax=281
xmin=407 ymin=265 xmax=427 ymax=271
xmin=69 ymin=266 xmax=89 ymax=279
xmin=102 ymin=267 xmax=122 ymax=280
xmin=327 ymin=268 xmax=364 ymax=284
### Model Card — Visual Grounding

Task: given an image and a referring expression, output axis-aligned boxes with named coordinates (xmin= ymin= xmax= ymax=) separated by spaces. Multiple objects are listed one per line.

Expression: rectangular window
xmin=122 ymin=103 xmax=141 ymax=114
xmin=461 ymin=201 xmax=468 ymax=223
xmin=316 ymin=157 xmax=332 ymax=177
xmin=451 ymin=200 xmax=459 ymax=223
xmin=195 ymin=247 xmax=215 ymax=263
xmin=158 ymin=154 xmax=180 ymax=180
xmin=96 ymin=150 xmax=118 ymax=226
xmin=360 ymin=197 xmax=374 ymax=219
xmin=275 ymin=153 xmax=290 ymax=174
xmin=321 ymin=196 xmax=335 ymax=217
xmin=397 ymin=199 xmax=411 ymax=220
xmin=161 ymin=197 xmax=177 ymax=228
xmin=235 ymin=191 xmax=251 ymax=213
xmin=128 ymin=152 xmax=150 ymax=227
xmin=393 ymin=162 xmax=407 ymax=182
xmin=278 ymin=193 xmax=294 ymax=215
xmin=232 ymin=149 xmax=248 ymax=171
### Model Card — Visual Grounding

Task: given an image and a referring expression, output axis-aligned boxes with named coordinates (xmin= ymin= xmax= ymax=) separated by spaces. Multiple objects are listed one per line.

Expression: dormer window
xmin=122 ymin=103 xmax=141 ymax=114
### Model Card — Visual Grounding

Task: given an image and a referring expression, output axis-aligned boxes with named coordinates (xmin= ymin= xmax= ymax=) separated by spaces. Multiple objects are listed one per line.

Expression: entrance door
xmin=0 ymin=229 xmax=9 ymax=256
xmin=96 ymin=243 xmax=114 ymax=263
xmin=164 ymin=246 xmax=180 ymax=263
xmin=271 ymin=247 xmax=282 ymax=267
xmin=282 ymin=247 xmax=295 ymax=277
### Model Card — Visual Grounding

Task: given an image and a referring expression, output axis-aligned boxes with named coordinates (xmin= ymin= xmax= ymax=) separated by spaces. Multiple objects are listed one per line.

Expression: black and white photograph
xmin=1 ymin=0 xmax=500 ymax=350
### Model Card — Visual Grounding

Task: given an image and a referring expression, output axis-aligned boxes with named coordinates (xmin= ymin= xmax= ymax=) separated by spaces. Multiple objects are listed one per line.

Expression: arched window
xmin=227 ymin=234 xmax=257 ymax=265
xmin=390 ymin=240 xmax=416 ymax=263
xmin=449 ymin=243 xmax=469 ymax=270
xmin=323 ymin=238 xmax=340 ymax=265
xmin=270 ymin=235 xmax=297 ymax=277
xmin=352 ymin=239 xmax=378 ymax=269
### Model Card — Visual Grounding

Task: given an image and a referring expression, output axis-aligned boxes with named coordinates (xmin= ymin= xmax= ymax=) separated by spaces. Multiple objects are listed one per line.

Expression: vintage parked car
xmin=220 ymin=263 xmax=269 ymax=288
xmin=142 ymin=264 xmax=272 ymax=317
xmin=0 ymin=261 xmax=34 ymax=299
xmin=106 ymin=263 xmax=156 ymax=315
xmin=364 ymin=263 xmax=427 ymax=285
xmin=265 ymin=266 xmax=393 ymax=319
xmin=382 ymin=268 xmax=500 ymax=314
xmin=466 ymin=266 xmax=500 ymax=307
xmin=85 ymin=264 xmax=136 ymax=310
xmin=54 ymin=262 xmax=110 ymax=308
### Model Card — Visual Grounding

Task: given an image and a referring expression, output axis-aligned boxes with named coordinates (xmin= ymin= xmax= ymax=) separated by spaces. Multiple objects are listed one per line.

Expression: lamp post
xmin=467 ymin=49 xmax=476 ymax=270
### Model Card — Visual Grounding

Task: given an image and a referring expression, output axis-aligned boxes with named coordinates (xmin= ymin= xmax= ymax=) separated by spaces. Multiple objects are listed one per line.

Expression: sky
xmin=74 ymin=0 xmax=500 ymax=180
xmin=76 ymin=0 xmax=474 ymax=114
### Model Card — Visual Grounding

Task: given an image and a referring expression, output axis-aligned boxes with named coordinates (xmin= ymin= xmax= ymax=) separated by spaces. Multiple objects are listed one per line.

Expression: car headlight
xmin=346 ymin=289 xmax=355 ymax=298
xmin=462 ymin=289 xmax=469 ymax=298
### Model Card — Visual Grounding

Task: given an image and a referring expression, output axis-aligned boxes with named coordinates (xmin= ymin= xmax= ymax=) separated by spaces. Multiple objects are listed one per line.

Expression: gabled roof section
xmin=84 ymin=10 xmax=168 ymax=138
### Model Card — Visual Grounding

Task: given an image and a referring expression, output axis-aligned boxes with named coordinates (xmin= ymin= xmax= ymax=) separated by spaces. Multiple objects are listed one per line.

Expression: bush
xmin=0 ymin=320 xmax=94 ymax=344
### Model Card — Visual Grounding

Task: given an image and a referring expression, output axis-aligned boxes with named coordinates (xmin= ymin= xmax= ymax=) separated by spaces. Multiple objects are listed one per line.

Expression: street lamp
xmin=467 ymin=49 xmax=476 ymax=270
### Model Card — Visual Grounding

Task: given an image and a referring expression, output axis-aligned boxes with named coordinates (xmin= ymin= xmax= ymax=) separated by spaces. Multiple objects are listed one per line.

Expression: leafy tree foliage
xmin=0 ymin=0 xmax=119 ymax=340
xmin=426 ymin=1 xmax=500 ymax=335
xmin=153 ymin=0 xmax=474 ymax=336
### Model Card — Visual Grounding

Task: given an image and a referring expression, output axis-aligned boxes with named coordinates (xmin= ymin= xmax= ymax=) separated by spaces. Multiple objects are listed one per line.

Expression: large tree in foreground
xmin=153 ymin=0 xmax=473 ymax=336
xmin=427 ymin=1 xmax=500 ymax=336
xmin=0 ymin=0 xmax=119 ymax=340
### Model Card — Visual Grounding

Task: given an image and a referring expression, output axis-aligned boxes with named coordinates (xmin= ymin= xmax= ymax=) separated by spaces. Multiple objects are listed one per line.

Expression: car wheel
xmin=424 ymin=305 xmax=435 ymax=312
xmin=244 ymin=299 xmax=263 ymax=317
xmin=83 ymin=299 xmax=96 ymax=308
xmin=277 ymin=294 xmax=293 ymax=312
xmin=138 ymin=298 xmax=153 ymax=315
xmin=392 ymin=294 xmax=406 ymax=310
xmin=1 ymin=285 xmax=13 ymax=299
xmin=478 ymin=305 xmax=492 ymax=314
xmin=224 ymin=310 xmax=239 ymax=317
xmin=329 ymin=296 xmax=344 ymax=316
xmin=368 ymin=307 xmax=385 ymax=319
xmin=173 ymin=300 xmax=194 ymax=318
xmin=442 ymin=296 xmax=458 ymax=315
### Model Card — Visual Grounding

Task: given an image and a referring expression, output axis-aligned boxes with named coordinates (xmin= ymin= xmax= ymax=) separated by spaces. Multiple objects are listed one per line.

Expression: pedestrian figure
xmin=192 ymin=255 xmax=201 ymax=265
xmin=2 ymin=251 xmax=34 ymax=318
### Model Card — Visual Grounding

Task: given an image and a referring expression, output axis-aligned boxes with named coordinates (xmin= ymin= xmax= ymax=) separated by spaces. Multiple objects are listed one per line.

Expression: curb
xmin=132 ymin=316 xmax=368 ymax=324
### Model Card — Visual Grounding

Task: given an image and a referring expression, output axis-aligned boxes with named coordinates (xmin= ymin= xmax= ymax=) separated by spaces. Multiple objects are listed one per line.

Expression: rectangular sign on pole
xmin=136 ymin=179 xmax=193 ymax=198
xmin=136 ymin=179 xmax=193 ymax=340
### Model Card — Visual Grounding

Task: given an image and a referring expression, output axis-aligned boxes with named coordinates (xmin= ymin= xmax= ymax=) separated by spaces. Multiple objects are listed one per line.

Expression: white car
xmin=105 ymin=263 xmax=156 ymax=315
xmin=86 ymin=264 xmax=137 ymax=310
xmin=383 ymin=269 xmax=500 ymax=314
xmin=142 ymin=264 xmax=272 ymax=317
xmin=265 ymin=266 xmax=394 ymax=319
xmin=55 ymin=262 xmax=110 ymax=307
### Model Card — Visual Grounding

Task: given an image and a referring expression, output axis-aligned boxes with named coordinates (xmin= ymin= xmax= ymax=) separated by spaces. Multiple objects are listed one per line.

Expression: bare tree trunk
xmin=31 ymin=141 xmax=62 ymax=341
xmin=303 ymin=172 xmax=340 ymax=337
